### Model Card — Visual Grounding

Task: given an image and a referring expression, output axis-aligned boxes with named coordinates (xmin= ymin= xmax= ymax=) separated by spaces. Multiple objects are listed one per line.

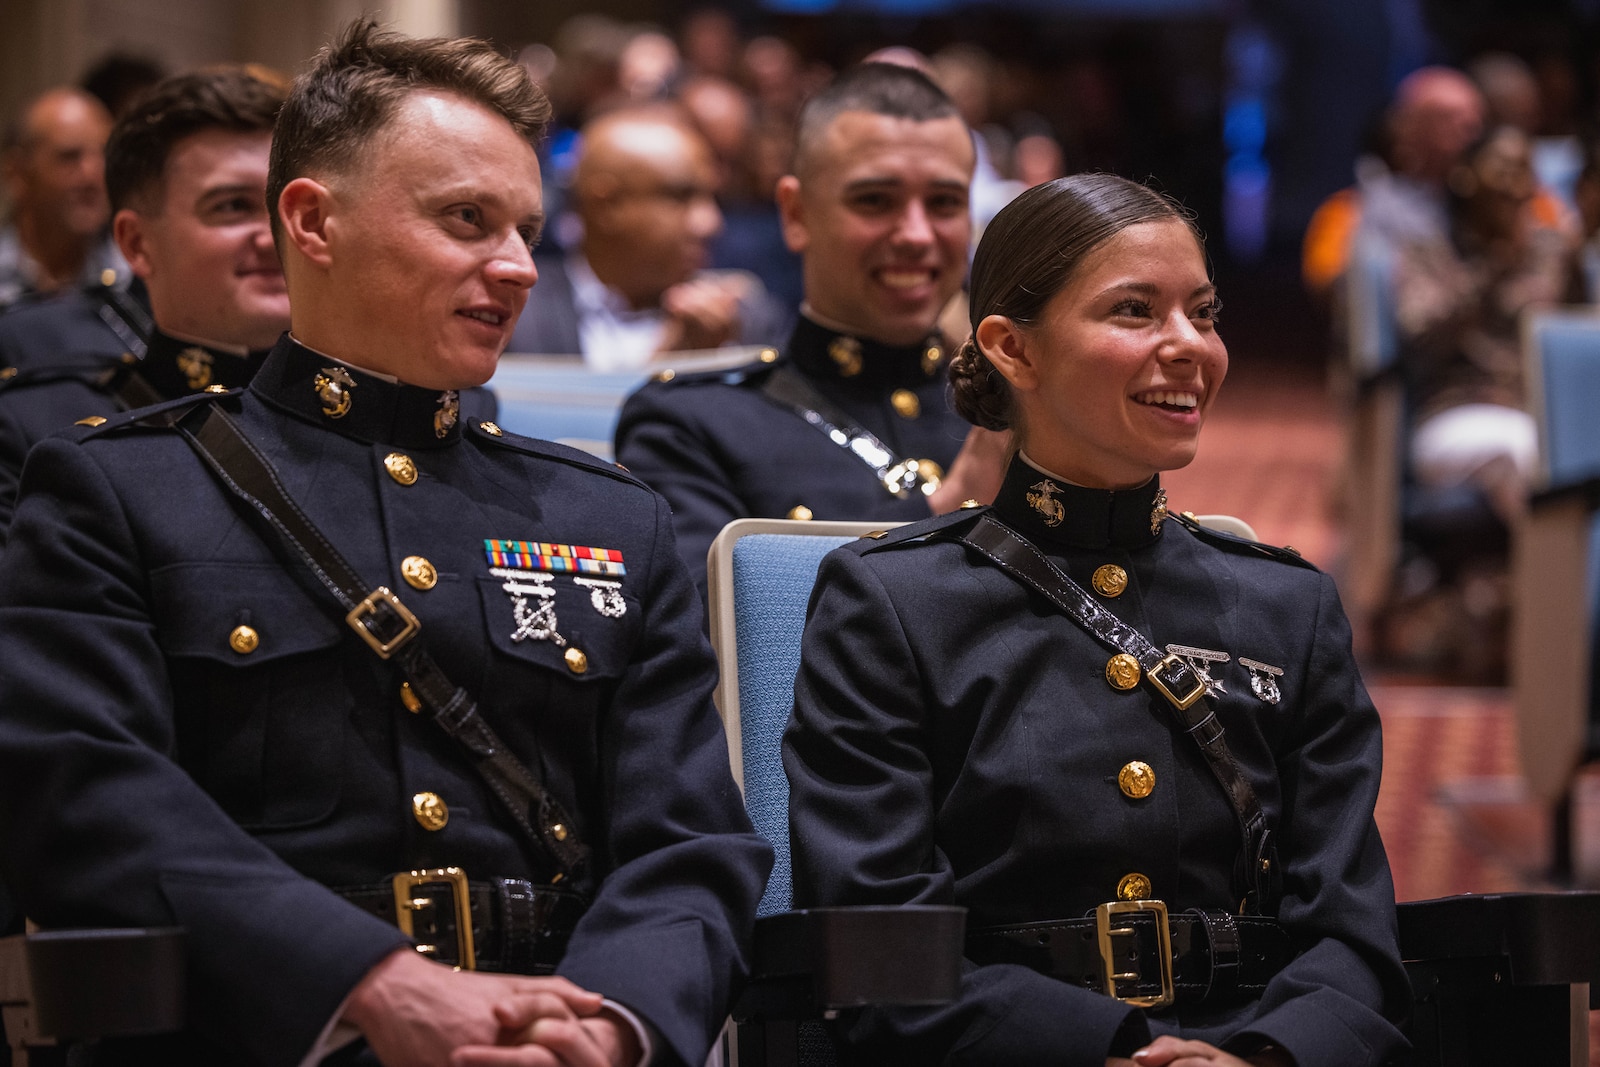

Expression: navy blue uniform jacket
xmin=783 ymin=458 xmax=1410 ymax=1067
xmin=614 ymin=314 xmax=970 ymax=596
xmin=0 ymin=337 xmax=770 ymax=1066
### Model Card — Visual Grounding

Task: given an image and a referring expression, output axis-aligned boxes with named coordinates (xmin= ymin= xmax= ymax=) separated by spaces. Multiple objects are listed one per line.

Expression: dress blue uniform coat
xmin=615 ymin=314 xmax=970 ymax=596
xmin=0 ymin=280 xmax=151 ymax=371
xmin=0 ymin=337 xmax=771 ymax=1066
xmin=783 ymin=457 xmax=1410 ymax=1067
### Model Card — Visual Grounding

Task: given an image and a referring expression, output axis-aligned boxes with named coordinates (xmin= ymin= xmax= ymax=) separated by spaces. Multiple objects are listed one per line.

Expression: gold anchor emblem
xmin=828 ymin=336 xmax=863 ymax=377
xmin=1026 ymin=479 xmax=1065 ymax=528
xmin=1150 ymin=488 xmax=1169 ymax=535
xmin=434 ymin=390 xmax=459 ymax=439
xmin=314 ymin=366 xmax=356 ymax=419
xmin=176 ymin=347 xmax=214 ymax=390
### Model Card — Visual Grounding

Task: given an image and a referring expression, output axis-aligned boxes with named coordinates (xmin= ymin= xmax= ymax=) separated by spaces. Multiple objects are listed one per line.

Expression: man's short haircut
xmin=103 ymin=67 xmax=286 ymax=214
xmin=266 ymin=19 xmax=552 ymax=234
xmin=792 ymin=61 xmax=960 ymax=176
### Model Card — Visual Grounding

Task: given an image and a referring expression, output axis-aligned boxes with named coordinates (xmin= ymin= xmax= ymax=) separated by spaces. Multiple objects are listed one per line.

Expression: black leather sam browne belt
xmin=967 ymin=903 xmax=1296 ymax=1009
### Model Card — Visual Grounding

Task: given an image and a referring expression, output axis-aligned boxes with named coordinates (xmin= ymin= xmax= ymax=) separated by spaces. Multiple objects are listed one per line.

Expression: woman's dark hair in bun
xmin=949 ymin=174 xmax=1202 ymax=431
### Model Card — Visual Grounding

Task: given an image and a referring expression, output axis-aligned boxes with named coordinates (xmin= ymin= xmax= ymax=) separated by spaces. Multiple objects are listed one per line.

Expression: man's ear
xmin=975 ymin=313 xmax=1040 ymax=392
xmin=112 ymin=209 xmax=153 ymax=280
xmin=775 ymin=175 xmax=808 ymax=255
xmin=277 ymin=177 xmax=337 ymax=268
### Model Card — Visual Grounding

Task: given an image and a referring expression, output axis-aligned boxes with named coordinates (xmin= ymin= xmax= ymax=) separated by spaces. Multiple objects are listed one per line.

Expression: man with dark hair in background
xmin=0 ymin=86 xmax=126 ymax=312
xmin=0 ymin=21 xmax=767 ymax=1067
xmin=615 ymin=61 xmax=1009 ymax=596
xmin=0 ymin=66 xmax=289 ymax=541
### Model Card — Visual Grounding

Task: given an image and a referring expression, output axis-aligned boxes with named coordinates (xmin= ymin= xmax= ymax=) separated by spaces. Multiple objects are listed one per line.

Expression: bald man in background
xmin=0 ymin=87 xmax=128 ymax=311
xmin=507 ymin=106 xmax=789 ymax=367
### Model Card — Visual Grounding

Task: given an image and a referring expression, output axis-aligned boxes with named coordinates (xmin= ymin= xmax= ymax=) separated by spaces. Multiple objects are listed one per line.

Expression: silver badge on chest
xmin=573 ymin=576 xmax=626 ymax=618
xmin=1165 ymin=643 xmax=1230 ymax=696
xmin=1238 ymin=657 xmax=1284 ymax=704
xmin=490 ymin=567 xmax=566 ymax=646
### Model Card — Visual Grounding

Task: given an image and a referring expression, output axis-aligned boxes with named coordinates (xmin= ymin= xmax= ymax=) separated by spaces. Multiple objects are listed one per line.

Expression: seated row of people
xmin=0 ymin=26 xmax=1406 ymax=1067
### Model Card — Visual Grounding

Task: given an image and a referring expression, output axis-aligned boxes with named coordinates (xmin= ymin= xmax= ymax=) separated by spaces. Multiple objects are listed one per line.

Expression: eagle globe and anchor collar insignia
xmin=484 ymin=540 xmax=628 ymax=646
xmin=315 ymin=366 xmax=356 ymax=419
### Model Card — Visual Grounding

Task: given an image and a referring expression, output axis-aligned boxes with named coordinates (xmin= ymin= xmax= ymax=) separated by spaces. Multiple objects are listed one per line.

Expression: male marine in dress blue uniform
xmin=783 ymin=456 xmax=1410 ymax=1067
xmin=0 ymin=276 xmax=149 ymax=371
xmin=0 ymin=24 xmax=767 ymax=1067
xmin=615 ymin=63 xmax=1010 ymax=597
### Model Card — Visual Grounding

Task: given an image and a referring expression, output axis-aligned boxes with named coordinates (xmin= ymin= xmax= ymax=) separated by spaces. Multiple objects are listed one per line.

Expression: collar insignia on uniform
xmin=177 ymin=347 xmax=214 ymax=390
xmin=489 ymin=567 xmax=566 ymax=646
xmin=1026 ymin=479 xmax=1065 ymax=528
xmin=1166 ymin=643 xmax=1229 ymax=696
xmin=828 ymin=336 xmax=863 ymax=378
xmin=434 ymin=390 xmax=459 ymax=439
xmin=1150 ymin=488 xmax=1169 ymax=535
xmin=314 ymin=366 xmax=356 ymax=419
xmin=484 ymin=539 xmax=627 ymax=576
xmin=921 ymin=342 xmax=944 ymax=377
xmin=1238 ymin=658 xmax=1283 ymax=704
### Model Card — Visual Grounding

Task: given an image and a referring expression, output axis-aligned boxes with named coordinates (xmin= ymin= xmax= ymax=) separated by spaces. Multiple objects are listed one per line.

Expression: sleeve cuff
xmin=602 ymin=998 xmax=657 ymax=1067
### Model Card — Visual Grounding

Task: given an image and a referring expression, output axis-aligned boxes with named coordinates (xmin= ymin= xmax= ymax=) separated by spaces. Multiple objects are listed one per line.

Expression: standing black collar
xmin=989 ymin=455 xmax=1167 ymax=551
xmin=783 ymin=313 xmax=947 ymax=388
xmin=248 ymin=336 xmax=466 ymax=450
xmin=134 ymin=329 xmax=268 ymax=401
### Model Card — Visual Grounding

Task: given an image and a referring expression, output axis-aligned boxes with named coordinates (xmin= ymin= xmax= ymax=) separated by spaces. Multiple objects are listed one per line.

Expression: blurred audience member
xmin=0 ymin=87 xmax=125 ymax=311
xmin=80 ymin=51 xmax=166 ymax=119
xmin=931 ymin=44 xmax=1024 ymax=238
xmin=618 ymin=28 xmax=681 ymax=102
xmin=509 ymin=106 xmax=786 ymax=365
xmin=680 ymin=7 xmax=741 ymax=81
xmin=1392 ymin=124 xmax=1582 ymax=522
xmin=1469 ymin=50 xmax=1583 ymax=221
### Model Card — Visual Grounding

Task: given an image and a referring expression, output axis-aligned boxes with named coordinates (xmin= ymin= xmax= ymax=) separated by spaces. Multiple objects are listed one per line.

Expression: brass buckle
xmin=346 ymin=586 xmax=420 ymax=660
xmin=1147 ymin=653 xmax=1206 ymax=711
xmin=1095 ymin=899 xmax=1174 ymax=1008
xmin=392 ymin=867 xmax=475 ymax=970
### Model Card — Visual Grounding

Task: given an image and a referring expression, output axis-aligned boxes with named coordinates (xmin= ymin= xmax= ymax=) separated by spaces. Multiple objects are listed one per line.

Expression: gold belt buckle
xmin=1147 ymin=653 xmax=1207 ymax=711
xmin=346 ymin=586 xmax=421 ymax=659
xmin=392 ymin=867 xmax=476 ymax=970
xmin=1095 ymin=899 xmax=1174 ymax=1008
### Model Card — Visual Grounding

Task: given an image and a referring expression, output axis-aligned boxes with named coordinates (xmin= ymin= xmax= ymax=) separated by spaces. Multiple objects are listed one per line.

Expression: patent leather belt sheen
xmin=967 ymin=905 xmax=1295 ymax=1009
xmin=339 ymin=869 xmax=587 ymax=973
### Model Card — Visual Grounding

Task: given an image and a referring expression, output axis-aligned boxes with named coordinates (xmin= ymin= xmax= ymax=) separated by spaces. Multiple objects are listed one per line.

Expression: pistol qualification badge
xmin=1165 ymin=643 xmax=1229 ymax=696
xmin=1238 ymin=658 xmax=1284 ymax=705
xmin=177 ymin=346 xmax=214 ymax=390
xmin=315 ymin=366 xmax=356 ymax=419
xmin=1026 ymin=480 xmax=1065 ymax=528
xmin=434 ymin=390 xmax=459 ymax=439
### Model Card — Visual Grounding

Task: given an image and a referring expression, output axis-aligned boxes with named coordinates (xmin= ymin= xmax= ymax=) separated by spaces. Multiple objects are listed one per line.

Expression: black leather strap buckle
xmin=347 ymin=586 xmax=420 ymax=659
xmin=392 ymin=867 xmax=476 ymax=970
xmin=1096 ymin=899 xmax=1174 ymax=1008
xmin=1147 ymin=653 xmax=1206 ymax=711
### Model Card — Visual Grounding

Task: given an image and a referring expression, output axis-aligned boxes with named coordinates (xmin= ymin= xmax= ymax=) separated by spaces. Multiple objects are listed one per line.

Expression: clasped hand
xmin=345 ymin=947 xmax=642 ymax=1067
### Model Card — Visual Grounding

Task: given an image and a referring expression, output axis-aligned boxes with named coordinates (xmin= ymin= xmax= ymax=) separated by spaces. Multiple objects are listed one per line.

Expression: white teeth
xmin=879 ymin=270 xmax=931 ymax=289
xmin=1138 ymin=391 xmax=1198 ymax=408
xmin=464 ymin=310 xmax=502 ymax=325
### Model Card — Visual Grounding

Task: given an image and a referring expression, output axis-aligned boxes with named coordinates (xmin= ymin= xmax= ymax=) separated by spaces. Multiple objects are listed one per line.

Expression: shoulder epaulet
xmin=854 ymin=506 xmax=987 ymax=554
xmin=465 ymin=417 xmax=648 ymax=490
xmin=1170 ymin=511 xmax=1319 ymax=571
xmin=66 ymin=389 xmax=237 ymax=441
xmin=647 ymin=348 xmax=782 ymax=389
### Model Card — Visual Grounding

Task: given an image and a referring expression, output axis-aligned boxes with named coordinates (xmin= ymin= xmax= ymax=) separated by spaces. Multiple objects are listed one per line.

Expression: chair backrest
xmin=705 ymin=512 xmax=1259 ymax=919
xmin=1524 ymin=308 xmax=1600 ymax=491
xmin=1345 ymin=234 xmax=1400 ymax=380
xmin=488 ymin=346 xmax=766 ymax=460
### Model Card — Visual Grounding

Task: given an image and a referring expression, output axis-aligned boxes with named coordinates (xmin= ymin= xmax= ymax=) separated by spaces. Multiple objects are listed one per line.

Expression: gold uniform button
xmin=480 ymin=420 xmax=504 ymax=437
xmin=384 ymin=452 xmax=418 ymax=486
xmin=654 ymin=369 xmax=676 ymax=383
xmin=1091 ymin=564 xmax=1128 ymax=598
xmin=1106 ymin=653 xmax=1141 ymax=691
xmin=400 ymin=555 xmax=438 ymax=590
xmin=564 ymin=648 xmax=588 ymax=675
xmin=412 ymin=791 xmax=449 ymax=831
xmin=959 ymin=499 xmax=982 ymax=509
xmin=74 ymin=416 xmax=108 ymax=427
xmin=228 ymin=625 xmax=260 ymax=655
xmin=100 ymin=268 xmax=118 ymax=287
xmin=1118 ymin=761 xmax=1156 ymax=799
xmin=204 ymin=384 xmax=230 ymax=394
xmin=0 ymin=367 xmax=18 ymax=381
xmin=758 ymin=347 xmax=779 ymax=363
xmin=551 ymin=823 xmax=569 ymax=842
xmin=787 ymin=505 xmax=814 ymax=521
xmin=890 ymin=389 xmax=921 ymax=419
xmin=1117 ymin=872 xmax=1152 ymax=901
xmin=399 ymin=682 xmax=423 ymax=714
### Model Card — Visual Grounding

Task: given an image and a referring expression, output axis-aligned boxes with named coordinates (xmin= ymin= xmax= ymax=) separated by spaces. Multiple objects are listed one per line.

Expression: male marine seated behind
xmin=0 ymin=22 xmax=769 ymax=1067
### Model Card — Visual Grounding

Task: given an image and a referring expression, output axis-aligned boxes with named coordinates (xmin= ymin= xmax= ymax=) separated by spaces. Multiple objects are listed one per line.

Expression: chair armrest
xmin=1 ymin=928 xmax=185 ymax=1047
xmin=1398 ymin=892 xmax=1600 ymax=987
xmin=736 ymin=906 xmax=965 ymax=1021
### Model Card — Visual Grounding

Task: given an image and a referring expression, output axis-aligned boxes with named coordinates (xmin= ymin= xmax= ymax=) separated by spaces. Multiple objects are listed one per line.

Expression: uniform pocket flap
xmin=151 ymin=562 xmax=345 ymax=663
xmin=476 ymin=573 xmax=637 ymax=681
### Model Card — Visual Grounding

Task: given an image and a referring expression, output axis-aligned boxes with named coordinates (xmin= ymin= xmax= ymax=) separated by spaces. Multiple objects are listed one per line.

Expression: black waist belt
xmin=967 ymin=903 xmax=1295 ymax=1009
xmin=339 ymin=868 xmax=586 ymax=974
